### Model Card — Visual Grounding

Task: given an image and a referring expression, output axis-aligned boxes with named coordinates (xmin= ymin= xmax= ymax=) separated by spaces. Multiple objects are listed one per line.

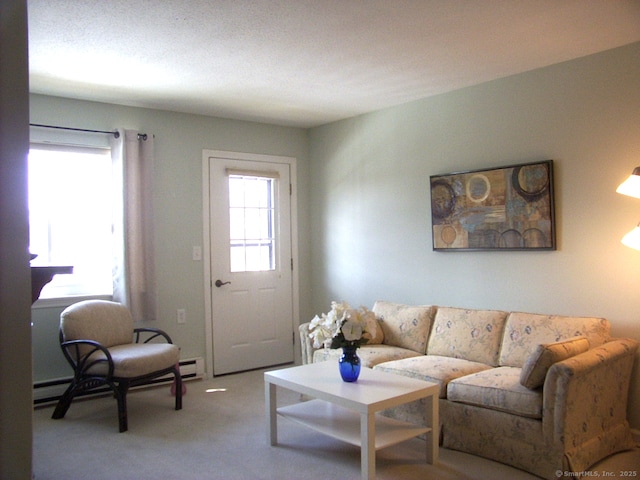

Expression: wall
xmin=29 ymin=95 xmax=312 ymax=382
xmin=0 ymin=0 xmax=32 ymax=478
xmin=308 ymin=42 xmax=640 ymax=428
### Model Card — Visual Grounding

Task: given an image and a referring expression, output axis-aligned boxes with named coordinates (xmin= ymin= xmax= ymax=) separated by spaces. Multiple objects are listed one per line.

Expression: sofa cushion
xmin=499 ymin=312 xmax=610 ymax=368
xmin=374 ymin=355 xmax=491 ymax=398
xmin=447 ymin=367 xmax=543 ymax=419
xmin=372 ymin=301 xmax=435 ymax=354
xmin=427 ymin=307 xmax=508 ymax=366
xmin=312 ymin=344 xmax=421 ymax=368
xmin=519 ymin=336 xmax=590 ymax=389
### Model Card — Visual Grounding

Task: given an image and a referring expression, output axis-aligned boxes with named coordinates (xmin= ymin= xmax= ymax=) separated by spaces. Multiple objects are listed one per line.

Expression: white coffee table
xmin=265 ymin=361 xmax=439 ymax=480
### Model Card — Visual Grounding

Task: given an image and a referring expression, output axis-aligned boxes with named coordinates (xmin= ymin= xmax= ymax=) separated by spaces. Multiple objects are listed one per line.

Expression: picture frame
xmin=430 ymin=160 xmax=555 ymax=251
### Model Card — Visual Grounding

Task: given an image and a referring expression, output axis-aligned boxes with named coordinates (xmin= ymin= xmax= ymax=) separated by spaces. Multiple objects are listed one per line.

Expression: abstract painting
xmin=430 ymin=160 xmax=555 ymax=251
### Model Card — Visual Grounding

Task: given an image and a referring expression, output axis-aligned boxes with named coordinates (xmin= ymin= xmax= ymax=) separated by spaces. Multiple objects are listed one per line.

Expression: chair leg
xmin=174 ymin=366 xmax=182 ymax=411
xmin=116 ymin=381 xmax=129 ymax=433
xmin=51 ymin=382 xmax=77 ymax=420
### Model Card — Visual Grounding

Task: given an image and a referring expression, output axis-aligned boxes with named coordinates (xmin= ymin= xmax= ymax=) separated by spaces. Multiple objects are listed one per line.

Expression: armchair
xmin=51 ymin=300 xmax=182 ymax=432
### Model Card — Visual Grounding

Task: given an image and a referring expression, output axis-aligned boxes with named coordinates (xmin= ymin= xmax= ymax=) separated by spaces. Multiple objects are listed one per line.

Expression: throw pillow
xmin=520 ymin=336 xmax=590 ymax=389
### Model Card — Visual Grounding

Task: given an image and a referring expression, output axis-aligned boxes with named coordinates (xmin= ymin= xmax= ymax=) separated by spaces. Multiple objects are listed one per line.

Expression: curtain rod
xmin=30 ymin=123 xmax=120 ymax=138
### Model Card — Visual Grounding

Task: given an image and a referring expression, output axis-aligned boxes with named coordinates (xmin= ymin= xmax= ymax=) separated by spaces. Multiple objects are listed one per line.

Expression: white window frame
xmin=28 ymin=142 xmax=115 ymax=306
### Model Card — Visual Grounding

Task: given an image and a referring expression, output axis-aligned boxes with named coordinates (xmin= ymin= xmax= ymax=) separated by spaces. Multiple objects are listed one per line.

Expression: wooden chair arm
xmin=133 ymin=327 xmax=173 ymax=344
xmin=60 ymin=339 xmax=114 ymax=378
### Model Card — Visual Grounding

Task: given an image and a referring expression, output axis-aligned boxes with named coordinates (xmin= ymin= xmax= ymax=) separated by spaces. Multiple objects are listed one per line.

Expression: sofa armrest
xmin=299 ymin=322 xmax=315 ymax=364
xmin=543 ymin=338 xmax=638 ymax=448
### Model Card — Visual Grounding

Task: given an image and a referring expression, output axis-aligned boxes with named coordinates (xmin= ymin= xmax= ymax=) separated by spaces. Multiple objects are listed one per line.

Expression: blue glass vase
xmin=338 ymin=346 xmax=361 ymax=382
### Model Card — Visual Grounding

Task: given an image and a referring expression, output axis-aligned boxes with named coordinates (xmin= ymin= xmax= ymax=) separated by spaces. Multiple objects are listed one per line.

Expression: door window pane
xmin=228 ymin=175 xmax=275 ymax=272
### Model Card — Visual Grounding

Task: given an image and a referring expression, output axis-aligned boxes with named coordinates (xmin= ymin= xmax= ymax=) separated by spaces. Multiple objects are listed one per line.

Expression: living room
xmin=3 ymin=2 xmax=640 ymax=478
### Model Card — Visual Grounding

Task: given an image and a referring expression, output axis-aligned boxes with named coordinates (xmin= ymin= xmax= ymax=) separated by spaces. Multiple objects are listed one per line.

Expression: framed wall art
xmin=430 ymin=160 xmax=555 ymax=251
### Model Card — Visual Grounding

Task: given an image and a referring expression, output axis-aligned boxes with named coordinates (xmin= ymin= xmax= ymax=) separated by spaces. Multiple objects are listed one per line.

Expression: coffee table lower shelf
xmin=277 ymin=399 xmax=430 ymax=451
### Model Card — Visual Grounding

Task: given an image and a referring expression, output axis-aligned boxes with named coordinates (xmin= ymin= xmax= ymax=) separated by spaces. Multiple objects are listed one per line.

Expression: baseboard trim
xmin=33 ymin=357 xmax=204 ymax=406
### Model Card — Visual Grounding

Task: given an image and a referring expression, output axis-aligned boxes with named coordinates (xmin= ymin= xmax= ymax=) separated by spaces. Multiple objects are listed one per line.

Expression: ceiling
xmin=28 ymin=0 xmax=640 ymax=128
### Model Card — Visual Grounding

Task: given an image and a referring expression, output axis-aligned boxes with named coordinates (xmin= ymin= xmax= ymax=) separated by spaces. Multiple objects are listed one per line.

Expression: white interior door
xmin=208 ymin=155 xmax=294 ymax=375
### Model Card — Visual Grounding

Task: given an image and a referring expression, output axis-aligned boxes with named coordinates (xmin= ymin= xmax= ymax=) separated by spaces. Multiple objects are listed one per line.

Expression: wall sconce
xmin=617 ymin=166 xmax=640 ymax=250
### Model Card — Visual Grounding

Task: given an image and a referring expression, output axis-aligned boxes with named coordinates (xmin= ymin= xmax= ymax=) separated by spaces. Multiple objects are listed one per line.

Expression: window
xmin=228 ymin=174 xmax=276 ymax=272
xmin=28 ymin=145 xmax=114 ymax=298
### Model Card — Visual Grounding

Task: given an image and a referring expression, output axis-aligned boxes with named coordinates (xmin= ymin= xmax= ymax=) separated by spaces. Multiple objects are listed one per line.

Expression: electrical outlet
xmin=177 ymin=309 xmax=186 ymax=324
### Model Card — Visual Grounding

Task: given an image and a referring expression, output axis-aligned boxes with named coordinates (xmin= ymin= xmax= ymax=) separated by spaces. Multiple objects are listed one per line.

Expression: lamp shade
xmin=616 ymin=167 xmax=640 ymax=199
xmin=621 ymin=225 xmax=640 ymax=250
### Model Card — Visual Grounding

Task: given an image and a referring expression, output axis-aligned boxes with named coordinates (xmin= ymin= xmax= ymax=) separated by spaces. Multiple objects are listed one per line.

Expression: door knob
xmin=215 ymin=279 xmax=231 ymax=288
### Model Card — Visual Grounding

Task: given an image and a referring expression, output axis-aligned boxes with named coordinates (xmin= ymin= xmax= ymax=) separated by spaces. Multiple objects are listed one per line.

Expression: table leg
xmin=265 ymin=380 xmax=277 ymax=445
xmin=360 ymin=411 xmax=376 ymax=480
xmin=424 ymin=393 xmax=438 ymax=464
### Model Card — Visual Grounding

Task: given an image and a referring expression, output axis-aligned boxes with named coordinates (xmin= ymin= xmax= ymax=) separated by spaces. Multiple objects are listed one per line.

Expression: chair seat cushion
xmin=87 ymin=343 xmax=180 ymax=378
xmin=447 ymin=366 xmax=543 ymax=418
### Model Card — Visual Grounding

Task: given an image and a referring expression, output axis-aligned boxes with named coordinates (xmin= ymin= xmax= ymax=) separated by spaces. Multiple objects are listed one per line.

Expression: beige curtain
xmin=111 ymin=129 xmax=157 ymax=322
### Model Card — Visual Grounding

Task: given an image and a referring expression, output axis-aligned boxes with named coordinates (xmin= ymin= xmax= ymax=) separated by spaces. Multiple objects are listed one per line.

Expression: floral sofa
xmin=299 ymin=301 xmax=639 ymax=479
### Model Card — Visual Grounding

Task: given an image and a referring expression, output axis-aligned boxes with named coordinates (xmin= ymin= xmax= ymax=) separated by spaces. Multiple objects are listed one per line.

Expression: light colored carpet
xmin=33 ymin=367 xmax=639 ymax=480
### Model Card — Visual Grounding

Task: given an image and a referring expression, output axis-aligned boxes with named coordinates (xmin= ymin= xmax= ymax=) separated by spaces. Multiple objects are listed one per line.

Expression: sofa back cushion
xmin=372 ymin=301 xmax=435 ymax=354
xmin=499 ymin=312 xmax=610 ymax=367
xmin=427 ymin=307 xmax=509 ymax=366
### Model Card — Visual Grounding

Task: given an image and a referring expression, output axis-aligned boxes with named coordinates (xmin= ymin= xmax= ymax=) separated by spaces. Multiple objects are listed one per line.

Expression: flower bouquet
xmin=308 ymin=301 xmax=375 ymax=349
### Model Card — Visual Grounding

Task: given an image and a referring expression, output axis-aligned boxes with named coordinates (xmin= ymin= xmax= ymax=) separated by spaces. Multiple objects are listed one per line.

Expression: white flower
xmin=341 ymin=318 xmax=363 ymax=341
xmin=309 ymin=301 xmax=373 ymax=349
xmin=309 ymin=314 xmax=333 ymax=348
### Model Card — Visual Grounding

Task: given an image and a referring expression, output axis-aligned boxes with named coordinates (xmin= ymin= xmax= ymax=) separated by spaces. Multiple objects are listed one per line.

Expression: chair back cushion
xmin=61 ymin=300 xmax=134 ymax=348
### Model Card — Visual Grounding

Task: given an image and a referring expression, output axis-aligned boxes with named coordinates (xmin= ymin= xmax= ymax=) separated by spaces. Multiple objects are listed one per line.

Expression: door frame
xmin=202 ymin=149 xmax=299 ymax=378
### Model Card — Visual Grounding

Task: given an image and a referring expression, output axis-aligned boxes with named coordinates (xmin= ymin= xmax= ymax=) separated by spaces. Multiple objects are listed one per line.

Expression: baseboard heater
xmin=33 ymin=357 xmax=205 ymax=406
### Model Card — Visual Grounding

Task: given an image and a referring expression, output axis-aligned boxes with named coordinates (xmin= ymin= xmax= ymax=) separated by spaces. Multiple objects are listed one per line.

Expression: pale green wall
xmin=309 ymin=42 xmax=640 ymax=428
xmin=29 ymin=95 xmax=312 ymax=381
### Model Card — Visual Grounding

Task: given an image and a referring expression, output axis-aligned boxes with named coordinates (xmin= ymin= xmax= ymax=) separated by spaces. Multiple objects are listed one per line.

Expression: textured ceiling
xmin=28 ymin=0 xmax=640 ymax=128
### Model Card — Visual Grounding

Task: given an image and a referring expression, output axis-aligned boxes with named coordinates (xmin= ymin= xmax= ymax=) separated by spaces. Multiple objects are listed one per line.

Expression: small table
xmin=265 ymin=361 xmax=439 ymax=480
xmin=30 ymin=265 xmax=73 ymax=303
